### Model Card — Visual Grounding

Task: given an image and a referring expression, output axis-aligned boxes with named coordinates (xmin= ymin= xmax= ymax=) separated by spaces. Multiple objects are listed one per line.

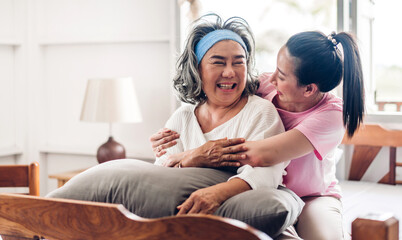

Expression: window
xmin=371 ymin=0 xmax=402 ymax=113
xmin=180 ymin=0 xmax=337 ymax=73
xmin=342 ymin=0 xmax=402 ymax=114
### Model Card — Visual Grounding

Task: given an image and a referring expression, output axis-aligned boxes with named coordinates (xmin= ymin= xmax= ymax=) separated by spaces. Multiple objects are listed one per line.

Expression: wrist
xmin=219 ymin=178 xmax=251 ymax=201
xmin=181 ymin=149 xmax=196 ymax=168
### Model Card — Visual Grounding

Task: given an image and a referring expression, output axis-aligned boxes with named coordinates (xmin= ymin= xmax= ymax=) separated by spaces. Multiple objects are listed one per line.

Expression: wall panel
xmin=42 ymin=42 xmax=172 ymax=158
xmin=38 ymin=0 xmax=171 ymax=41
xmin=0 ymin=0 xmax=15 ymax=39
xmin=0 ymin=46 xmax=16 ymax=149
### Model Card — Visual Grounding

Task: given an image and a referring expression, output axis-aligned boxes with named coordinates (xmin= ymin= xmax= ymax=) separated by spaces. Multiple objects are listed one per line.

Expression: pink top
xmin=257 ymin=73 xmax=345 ymax=198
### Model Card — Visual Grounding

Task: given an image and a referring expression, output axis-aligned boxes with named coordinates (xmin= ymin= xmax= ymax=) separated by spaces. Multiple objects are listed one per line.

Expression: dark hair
xmin=173 ymin=13 xmax=259 ymax=104
xmin=286 ymin=31 xmax=365 ymax=137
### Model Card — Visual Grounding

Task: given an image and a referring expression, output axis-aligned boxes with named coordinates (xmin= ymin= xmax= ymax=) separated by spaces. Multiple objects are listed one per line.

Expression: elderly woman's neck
xmin=195 ymin=96 xmax=248 ymax=133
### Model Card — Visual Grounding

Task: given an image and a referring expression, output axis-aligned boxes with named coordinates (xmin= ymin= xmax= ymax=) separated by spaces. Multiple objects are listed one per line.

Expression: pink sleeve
xmin=257 ymin=72 xmax=275 ymax=98
xmin=295 ymin=109 xmax=345 ymax=160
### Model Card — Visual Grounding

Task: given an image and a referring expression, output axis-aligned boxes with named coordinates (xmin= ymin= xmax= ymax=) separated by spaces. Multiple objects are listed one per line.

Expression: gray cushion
xmin=47 ymin=159 xmax=303 ymax=237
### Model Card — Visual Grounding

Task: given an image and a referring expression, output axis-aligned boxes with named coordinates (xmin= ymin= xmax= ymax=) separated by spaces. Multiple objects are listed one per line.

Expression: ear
xmin=303 ymin=83 xmax=319 ymax=97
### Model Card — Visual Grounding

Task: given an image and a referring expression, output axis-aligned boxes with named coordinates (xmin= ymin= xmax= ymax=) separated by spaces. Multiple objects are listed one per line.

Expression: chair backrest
xmin=0 ymin=193 xmax=269 ymax=240
xmin=342 ymin=124 xmax=402 ymax=184
xmin=0 ymin=162 xmax=40 ymax=196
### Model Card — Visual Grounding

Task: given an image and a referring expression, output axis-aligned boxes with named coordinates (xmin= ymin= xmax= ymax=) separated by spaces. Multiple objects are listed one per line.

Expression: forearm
xmin=230 ymin=163 xmax=286 ymax=189
xmin=242 ymin=129 xmax=314 ymax=167
xmin=213 ymin=178 xmax=251 ymax=203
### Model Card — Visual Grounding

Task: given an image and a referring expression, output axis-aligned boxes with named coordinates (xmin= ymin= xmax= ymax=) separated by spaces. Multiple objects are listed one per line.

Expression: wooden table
xmin=49 ymin=169 xmax=86 ymax=188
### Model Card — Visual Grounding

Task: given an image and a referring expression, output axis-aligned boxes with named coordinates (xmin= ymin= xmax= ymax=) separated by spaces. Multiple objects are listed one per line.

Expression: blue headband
xmin=195 ymin=29 xmax=247 ymax=65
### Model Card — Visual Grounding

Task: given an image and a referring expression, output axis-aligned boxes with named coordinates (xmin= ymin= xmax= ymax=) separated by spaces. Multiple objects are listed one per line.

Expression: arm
xmin=240 ymin=128 xmax=315 ymax=167
xmin=241 ymin=103 xmax=345 ymax=167
xmin=151 ymin=129 xmax=247 ymax=168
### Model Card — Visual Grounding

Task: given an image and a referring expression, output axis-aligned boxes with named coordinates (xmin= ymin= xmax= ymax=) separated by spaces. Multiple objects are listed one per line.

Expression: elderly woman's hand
xmin=177 ymin=178 xmax=251 ymax=215
xmin=166 ymin=138 xmax=247 ymax=168
xmin=176 ymin=186 xmax=223 ymax=215
xmin=149 ymin=128 xmax=180 ymax=157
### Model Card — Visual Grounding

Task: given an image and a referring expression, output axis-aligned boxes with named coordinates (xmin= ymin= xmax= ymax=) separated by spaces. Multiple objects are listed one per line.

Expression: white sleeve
xmin=229 ymin=98 xmax=289 ymax=189
xmin=154 ymin=109 xmax=186 ymax=166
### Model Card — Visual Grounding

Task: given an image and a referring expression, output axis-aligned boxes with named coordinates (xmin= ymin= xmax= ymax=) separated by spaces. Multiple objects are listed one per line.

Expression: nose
xmin=222 ymin=65 xmax=235 ymax=78
xmin=270 ymin=70 xmax=278 ymax=86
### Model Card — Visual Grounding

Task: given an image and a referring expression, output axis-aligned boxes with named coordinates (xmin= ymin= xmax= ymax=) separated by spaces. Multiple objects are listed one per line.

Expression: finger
xmin=218 ymin=160 xmax=241 ymax=167
xmin=177 ymin=199 xmax=194 ymax=215
xmin=149 ymin=131 xmax=165 ymax=142
xmin=161 ymin=134 xmax=180 ymax=144
xmin=160 ymin=140 xmax=177 ymax=150
xmin=151 ymin=137 xmax=169 ymax=149
xmin=151 ymin=134 xmax=179 ymax=149
xmin=167 ymin=159 xmax=180 ymax=167
xmin=222 ymin=153 xmax=247 ymax=161
xmin=160 ymin=128 xmax=172 ymax=133
xmin=187 ymin=202 xmax=202 ymax=214
xmin=150 ymin=131 xmax=177 ymax=143
xmin=222 ymin=145 xmax=248 ymax=154
xmin=222 ymin=138 xmax=245 ymax=147
xmin=152 ymin=145 xmax=162 ymax=155
xmin=155 ymin=150 xmax=166 ymax=157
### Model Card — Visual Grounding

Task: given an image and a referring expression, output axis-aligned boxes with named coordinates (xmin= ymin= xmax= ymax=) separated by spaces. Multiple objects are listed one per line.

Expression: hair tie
xmin=327 ymin=32 xmax=338 ymax=47
xmin=195 ymin=29 xmax=247 ymax=65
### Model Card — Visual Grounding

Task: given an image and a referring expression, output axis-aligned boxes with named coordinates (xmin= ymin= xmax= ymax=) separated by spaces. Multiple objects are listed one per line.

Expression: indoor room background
xmin=0 ymin=0 xmax=401 ymax=196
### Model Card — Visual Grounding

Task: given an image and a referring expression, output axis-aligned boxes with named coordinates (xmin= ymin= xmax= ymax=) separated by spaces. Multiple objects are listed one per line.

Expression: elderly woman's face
xmin=199 ymin=40 xmax=247 ymax=107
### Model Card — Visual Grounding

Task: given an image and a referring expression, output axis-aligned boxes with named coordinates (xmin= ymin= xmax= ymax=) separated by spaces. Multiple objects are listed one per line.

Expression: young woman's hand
xmin=164 ymin=138 xmax=248 ymax=168
xmin=149 ymin=128 xmax=180 ymax=157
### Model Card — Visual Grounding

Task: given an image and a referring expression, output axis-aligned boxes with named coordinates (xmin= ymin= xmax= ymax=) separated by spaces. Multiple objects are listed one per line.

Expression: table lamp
xmin=80 ymin=77 xmax=142 ymax=163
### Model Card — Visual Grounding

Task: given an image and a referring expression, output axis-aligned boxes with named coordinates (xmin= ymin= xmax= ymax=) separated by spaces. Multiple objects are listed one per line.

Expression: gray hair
xmin=173 ymin=14 xmax=259 ymax=104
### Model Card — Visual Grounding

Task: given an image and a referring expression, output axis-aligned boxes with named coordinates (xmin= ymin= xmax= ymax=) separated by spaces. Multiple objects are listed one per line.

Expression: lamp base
xmin=96 ymin=136 xmax=126 ymax=164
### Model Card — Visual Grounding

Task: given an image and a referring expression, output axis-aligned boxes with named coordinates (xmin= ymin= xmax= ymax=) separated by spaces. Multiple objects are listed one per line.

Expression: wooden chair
xmin=342 ymin=124 xmax=402 ymax=185
xmin=0 ymin=162 xmax=40 ymax=196
xmin=0 ymin=193 xmax=269 ymax=240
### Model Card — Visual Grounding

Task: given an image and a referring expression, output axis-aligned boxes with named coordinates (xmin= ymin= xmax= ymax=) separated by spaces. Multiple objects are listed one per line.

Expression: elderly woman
xmin=153 ymin=14 xmax=289 ymax=214
xmin=47 ymin=14 xmax=303 ymax=238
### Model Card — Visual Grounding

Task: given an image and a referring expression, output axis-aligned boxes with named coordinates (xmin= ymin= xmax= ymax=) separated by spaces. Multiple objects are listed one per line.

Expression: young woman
xmin=151 ymin=31 xmax=364 ymax=240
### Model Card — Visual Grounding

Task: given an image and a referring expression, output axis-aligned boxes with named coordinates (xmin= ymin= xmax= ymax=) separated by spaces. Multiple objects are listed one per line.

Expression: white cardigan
xmin=155 ymin=95 xmax=288 ymax=189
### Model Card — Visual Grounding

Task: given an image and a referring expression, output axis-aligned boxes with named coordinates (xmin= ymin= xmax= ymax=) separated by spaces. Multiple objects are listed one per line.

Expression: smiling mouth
xmin=217 ymin=83 xmax=237 ymax=90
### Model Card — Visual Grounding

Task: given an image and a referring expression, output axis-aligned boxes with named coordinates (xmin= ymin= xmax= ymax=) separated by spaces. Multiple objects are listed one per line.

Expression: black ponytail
xmin=335 ymin=32 xmax=365 ymax=137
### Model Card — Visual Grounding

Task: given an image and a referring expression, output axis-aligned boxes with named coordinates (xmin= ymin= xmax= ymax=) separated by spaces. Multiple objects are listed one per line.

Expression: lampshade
xmin=80 ymin=77 xmax=142 ymax=123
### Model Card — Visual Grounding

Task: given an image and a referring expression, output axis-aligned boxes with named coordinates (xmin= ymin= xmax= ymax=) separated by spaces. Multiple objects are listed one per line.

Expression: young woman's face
xmin=199 ymin=40 xmax=247 ymax=107
xmin=270 ymin=46 xmax=306 ymax=107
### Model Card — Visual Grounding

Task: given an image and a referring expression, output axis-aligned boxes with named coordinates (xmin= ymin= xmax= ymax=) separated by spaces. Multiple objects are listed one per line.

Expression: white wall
xmin=0 ymin=0 xmax=180 ymax=196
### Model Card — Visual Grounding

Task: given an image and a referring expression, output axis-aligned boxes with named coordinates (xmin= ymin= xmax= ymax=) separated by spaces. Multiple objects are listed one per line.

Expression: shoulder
xmin=166 ymin=104 xmax=196 ymax=128
xmin=169 ymin=103 xmax=195 ymax=117
xmin=245 ymin=95 xmax=278 ymax=115
xmin=316 ymin=93 xmax=343 ymax=112
xmin=243 ymin=95 xmax=283 ymax=127
xmin=247 ymin=95 xmax=276 ymax=109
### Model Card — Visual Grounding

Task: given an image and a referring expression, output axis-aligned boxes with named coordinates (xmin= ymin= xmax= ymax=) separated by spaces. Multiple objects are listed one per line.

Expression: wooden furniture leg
xmin=352 ymin=214 xmax=399 ymax=240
